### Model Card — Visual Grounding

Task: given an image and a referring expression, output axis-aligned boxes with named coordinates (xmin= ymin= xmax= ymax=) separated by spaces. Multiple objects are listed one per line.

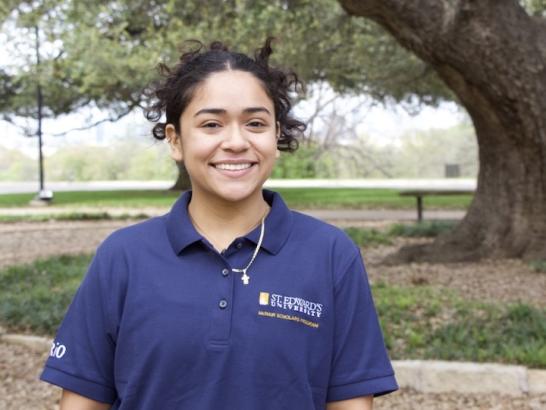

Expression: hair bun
xmin=152 ymin=122 xmax=166 ymax=140
xmin=254 ymin=36 xmax=275 ymax=65
xmin=210 ymin=41 xmax=229 ymax=52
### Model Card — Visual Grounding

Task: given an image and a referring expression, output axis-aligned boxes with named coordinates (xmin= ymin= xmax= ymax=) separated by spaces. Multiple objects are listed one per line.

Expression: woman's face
xmin=166 ymin=70 xmax=278 ymax=206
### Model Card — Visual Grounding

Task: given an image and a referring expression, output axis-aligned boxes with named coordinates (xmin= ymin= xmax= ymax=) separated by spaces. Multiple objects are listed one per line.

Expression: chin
xmin=213 ymin=186 xmax=263 ymax=204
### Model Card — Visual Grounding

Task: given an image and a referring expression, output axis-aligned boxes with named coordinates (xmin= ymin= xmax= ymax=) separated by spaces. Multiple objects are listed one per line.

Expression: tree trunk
xmin=339 ymin=0 xmax=546 ymax=262
xmin=170 ymin=162 xmax=192 ymax=191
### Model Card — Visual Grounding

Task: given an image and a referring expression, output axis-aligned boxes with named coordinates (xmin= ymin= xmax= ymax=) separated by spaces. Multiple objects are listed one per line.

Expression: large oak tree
xmin=339 ymin=0 xmax=546 ymax=262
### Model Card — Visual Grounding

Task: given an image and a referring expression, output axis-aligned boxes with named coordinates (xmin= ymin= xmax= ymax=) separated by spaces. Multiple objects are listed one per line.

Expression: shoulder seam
xmin=333 ymin=244 xmax=361 ymax=291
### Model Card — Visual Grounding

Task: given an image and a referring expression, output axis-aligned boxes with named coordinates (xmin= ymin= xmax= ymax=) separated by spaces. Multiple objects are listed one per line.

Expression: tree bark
xmin=171 ymin=162 xmax=192 ymax=191
xmin=339 ymin=0 xmax=546 ymax=262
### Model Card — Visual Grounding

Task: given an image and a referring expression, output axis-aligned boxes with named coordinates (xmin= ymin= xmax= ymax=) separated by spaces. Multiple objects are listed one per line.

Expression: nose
xmin=221 ymin=124 xmax=250 ymax=152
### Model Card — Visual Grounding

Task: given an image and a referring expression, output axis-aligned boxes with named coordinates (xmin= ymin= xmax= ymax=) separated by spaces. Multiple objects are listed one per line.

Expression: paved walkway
xmin=0 ymin=178 xmax=477 ymax=194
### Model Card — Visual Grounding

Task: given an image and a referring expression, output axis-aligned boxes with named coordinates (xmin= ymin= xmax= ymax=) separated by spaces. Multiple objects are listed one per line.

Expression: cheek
xmin=259 ymin=142 xmax=279 ymax=162
xmin=257 ymin=134 xmax=279 ymax=153
xmin=182 ymin=135 xmax=217 ymax=157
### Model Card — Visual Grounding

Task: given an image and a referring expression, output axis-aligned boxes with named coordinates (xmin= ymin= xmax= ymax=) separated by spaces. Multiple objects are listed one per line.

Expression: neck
xmin=188 ymin=190 xmax=269 ymax=252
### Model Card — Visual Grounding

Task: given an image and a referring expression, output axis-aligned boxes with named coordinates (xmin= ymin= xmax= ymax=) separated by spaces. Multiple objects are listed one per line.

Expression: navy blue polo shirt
xmin=40 ymin=190 xmax=398 ymax=409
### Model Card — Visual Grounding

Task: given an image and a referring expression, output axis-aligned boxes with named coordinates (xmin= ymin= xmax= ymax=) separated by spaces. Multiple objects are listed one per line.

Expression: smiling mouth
xmin=213 ymin=163 xmax=255 ymax=171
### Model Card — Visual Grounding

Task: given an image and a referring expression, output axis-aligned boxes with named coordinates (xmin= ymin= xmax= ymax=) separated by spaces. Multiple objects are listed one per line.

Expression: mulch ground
xmin=0 ymin=220 xmax=130 ymax=271
xmin=1 ymin=218 xmax=545 ymax=409
xmin=364 ymin=237 xmax=546 ymax=308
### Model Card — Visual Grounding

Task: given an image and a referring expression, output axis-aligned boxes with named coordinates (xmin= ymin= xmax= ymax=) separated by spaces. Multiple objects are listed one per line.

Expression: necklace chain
xmin=231 ymin=216 xmax=265 ymax=285
xmin=188 ymin=208 xmax=268 ymax=286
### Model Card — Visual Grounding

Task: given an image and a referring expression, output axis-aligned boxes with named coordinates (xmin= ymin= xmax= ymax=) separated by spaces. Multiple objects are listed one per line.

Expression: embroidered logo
xmin=50 ymin=341 xmax=67 ymax=359
xmin=258 ymin=291 xmax=323 ymax=318
xmin=259 ymin=292 xmax=270 ymax=306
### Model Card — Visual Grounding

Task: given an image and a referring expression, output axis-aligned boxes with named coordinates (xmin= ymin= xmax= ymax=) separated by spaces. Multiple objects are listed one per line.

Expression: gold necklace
xmin=189 ymin=208 xmax=269 ymax=286
xmin=231 ymin=216 xmax=265 ymax=285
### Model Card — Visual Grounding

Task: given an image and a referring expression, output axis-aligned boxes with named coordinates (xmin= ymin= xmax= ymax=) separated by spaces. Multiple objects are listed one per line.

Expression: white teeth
xmin=215 ymin=163 xmax=252 ymax=171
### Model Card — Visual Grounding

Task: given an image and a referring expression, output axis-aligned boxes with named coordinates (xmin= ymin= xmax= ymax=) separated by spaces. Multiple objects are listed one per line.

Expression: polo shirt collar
xmin=165 ymin=190 xmax=202 ymax=255
xmin=165 ymin=189 xmax=293 ymax=256
xmin=247 ymin=189 xmax=293 ymax=255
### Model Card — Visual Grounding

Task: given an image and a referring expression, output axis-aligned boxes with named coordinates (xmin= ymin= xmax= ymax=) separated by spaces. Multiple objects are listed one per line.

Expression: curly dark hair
xmin=144 ymin=37 xmax=306 ymax=152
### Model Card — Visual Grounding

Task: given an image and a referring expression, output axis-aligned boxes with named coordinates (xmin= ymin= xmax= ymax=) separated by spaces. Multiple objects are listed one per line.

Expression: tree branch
xmin=48 ymin=106 xmax=137 ymax=137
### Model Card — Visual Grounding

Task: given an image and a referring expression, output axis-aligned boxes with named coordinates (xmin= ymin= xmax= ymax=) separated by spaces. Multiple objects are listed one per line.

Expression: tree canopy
xmin=1 ymin=0 xmax=451 ymax=130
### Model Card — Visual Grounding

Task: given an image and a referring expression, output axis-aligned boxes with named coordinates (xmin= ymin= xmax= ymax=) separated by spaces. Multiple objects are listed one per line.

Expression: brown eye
xmin=248 ymin=121 xmax=265 ymax=127
xmin=203 ymin=122 xmax=221 ymax=128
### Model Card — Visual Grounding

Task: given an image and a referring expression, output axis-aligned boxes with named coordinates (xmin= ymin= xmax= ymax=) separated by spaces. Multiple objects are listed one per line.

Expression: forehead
xmin=186 ymin=70 xmax=274 ymax=114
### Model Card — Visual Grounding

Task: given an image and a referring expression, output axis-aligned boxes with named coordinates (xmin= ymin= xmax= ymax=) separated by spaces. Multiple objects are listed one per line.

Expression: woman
xmin=40 ymin=38 xmax=398 ymax=409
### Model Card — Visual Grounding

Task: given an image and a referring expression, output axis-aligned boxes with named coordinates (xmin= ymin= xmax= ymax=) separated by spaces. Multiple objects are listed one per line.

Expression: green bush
xmin=388 ymin=220 xmax=457 ymax=237
xmin=0 ymin=212 xmax=150 ymax=223
xmin=374 ymin=284 xmax=546 ymax=368
xmin=0 ymin=254 xmax=91 ymax=334
xmin=427 ymin=303 xmax=546 ymax=367
xmin=344 ymin=227 xmax=392 ymax=247
xmin=529 ymin=260 xmax=546 ymax=273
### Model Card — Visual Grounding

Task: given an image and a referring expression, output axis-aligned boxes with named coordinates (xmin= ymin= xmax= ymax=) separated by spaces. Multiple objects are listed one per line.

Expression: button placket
xmin=207 ymin=262 xmax=235 ymax=346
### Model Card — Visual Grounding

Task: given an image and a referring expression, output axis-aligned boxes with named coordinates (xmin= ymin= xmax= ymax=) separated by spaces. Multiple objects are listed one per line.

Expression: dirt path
xmin=0 ymin=220 xmax=133 ymax=270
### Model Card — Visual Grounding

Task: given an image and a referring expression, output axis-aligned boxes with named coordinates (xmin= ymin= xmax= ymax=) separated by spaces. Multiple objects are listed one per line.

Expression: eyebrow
xmin=194 ymin=107 xmax=271 ymax=117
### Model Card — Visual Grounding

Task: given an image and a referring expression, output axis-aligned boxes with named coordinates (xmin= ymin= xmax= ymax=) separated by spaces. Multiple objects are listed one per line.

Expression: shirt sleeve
xmin=39 ymin=240 xmax=124 ymax=404
xmin=327 ymin=245 xmax=398 ymax=402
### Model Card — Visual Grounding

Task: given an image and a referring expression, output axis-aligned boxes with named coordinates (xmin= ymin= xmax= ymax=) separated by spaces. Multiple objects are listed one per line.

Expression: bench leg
xmin=417 ymin=196 xmax=423 ymax=222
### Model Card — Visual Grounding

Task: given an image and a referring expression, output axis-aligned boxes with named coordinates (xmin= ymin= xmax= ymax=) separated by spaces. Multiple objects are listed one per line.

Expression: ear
xmin=165 ymin=124 xmax=184 ymax=163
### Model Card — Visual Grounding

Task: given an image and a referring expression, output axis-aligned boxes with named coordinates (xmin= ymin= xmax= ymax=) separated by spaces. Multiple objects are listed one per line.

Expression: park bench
xmin=399 ymin=188 xmax=475 ymax=222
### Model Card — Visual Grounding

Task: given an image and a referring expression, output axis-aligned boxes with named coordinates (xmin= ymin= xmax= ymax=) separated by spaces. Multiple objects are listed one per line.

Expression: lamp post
xmin=31 ymin=24 xmax=53 ymax=205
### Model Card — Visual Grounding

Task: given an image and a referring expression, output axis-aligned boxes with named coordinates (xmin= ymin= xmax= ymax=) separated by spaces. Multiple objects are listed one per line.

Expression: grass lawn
xmin=0 ymin=188 xmax=473 ymax=210
xmin=1 ymin=253 xmax=544 ymax=368
xmin=0 ymin=190 xmax=180 ymax=208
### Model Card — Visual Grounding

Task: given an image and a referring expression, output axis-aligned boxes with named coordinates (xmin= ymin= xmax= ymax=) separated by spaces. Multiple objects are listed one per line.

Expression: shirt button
xmin=221 ymin=268 xmax=229 ymax=277
xmin=219 ymin=299 xmax=228 ymax=309
xmin=236 ymin=242 xmax=243 ymax=249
